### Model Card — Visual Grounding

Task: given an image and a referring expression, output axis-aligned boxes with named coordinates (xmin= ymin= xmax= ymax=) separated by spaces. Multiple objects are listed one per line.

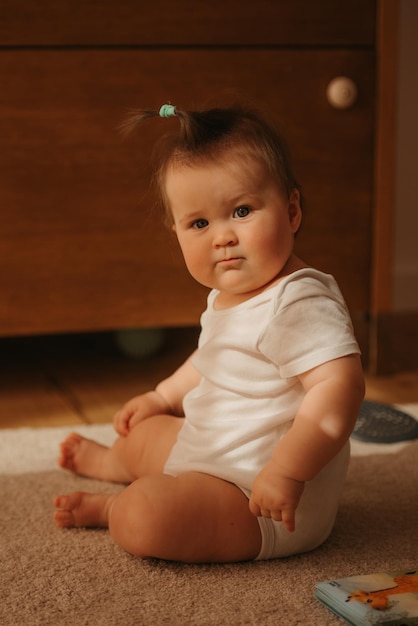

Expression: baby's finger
xmin=248 ymin=498 xmax=261 ymax=518
xmin=113 ymin=411 xmax=128 ymax=436
xmin=281 ymin=509 xmax=296 ymax=533
xmin=113 ymin=411 xmax=122 ymax=430
xmin=271 ymin=510 xmax=283 ymax=522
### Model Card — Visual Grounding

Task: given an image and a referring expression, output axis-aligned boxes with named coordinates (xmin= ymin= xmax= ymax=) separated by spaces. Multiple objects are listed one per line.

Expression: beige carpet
xmin=1 ymin=419 xmax=417 ymax=626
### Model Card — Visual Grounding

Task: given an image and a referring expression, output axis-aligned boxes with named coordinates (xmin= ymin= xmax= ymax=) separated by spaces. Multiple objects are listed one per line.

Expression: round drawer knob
xmin=326 ymin=77 xmax=358 ymax=109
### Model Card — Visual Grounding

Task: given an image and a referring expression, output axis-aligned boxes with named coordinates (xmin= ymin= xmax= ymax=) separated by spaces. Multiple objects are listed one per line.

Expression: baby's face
xmin=166 ymin=159 xmax=302 ymax=308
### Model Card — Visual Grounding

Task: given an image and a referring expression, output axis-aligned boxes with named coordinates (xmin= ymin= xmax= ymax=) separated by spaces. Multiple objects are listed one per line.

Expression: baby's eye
xmin=192 ymin=218 xmax=209 ymax=230
xmin=233 ymin=206 xmax=251 ymax=219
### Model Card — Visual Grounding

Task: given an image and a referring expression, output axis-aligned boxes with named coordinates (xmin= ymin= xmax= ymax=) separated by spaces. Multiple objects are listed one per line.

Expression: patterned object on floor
xmin=353 ymin=400 xmax=418 ymax=443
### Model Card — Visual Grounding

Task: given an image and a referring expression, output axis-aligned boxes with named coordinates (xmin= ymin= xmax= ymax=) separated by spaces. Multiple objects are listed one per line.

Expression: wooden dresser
xmin=0 ymin=0 xmax=377 ymax=364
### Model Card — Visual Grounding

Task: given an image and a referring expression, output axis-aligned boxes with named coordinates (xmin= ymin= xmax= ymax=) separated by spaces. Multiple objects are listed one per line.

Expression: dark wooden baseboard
xmin=369 ymin=311 xmax=418 ymax=374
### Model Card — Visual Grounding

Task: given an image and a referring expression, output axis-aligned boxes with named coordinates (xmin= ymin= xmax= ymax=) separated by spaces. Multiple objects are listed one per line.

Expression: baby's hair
xmin=121 ymin=103 xmax=303 ymax=225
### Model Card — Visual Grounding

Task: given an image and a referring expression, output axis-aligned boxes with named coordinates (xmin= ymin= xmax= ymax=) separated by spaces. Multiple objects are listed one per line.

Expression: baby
xmin=54 ymin=104 xmax=365 ymax=563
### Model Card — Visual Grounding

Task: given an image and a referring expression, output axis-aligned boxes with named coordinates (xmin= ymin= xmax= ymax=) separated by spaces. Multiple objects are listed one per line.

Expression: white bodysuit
xmin=164 ymin=268 xmax=360 ymax=559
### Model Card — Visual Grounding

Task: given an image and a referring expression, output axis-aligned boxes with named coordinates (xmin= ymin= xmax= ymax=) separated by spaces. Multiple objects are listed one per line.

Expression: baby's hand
xmin=113 ymin=390 xmax=173 ymax=436
xmin=249 ymin=462 xmax=305 ymax=533
xmin=113 ymin=397 xmax=144 ymax=436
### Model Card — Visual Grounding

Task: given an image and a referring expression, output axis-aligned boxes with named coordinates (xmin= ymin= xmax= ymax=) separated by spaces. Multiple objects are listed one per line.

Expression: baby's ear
xmin=288 ymin=189 xmax=302 ymax=233
xmin=171 ymin=223 xmax=177 ymax=233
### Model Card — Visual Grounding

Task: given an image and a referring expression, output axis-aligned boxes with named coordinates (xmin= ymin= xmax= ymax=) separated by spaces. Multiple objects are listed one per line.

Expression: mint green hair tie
xmin=159 ymin=104 xmax=177 ymax=118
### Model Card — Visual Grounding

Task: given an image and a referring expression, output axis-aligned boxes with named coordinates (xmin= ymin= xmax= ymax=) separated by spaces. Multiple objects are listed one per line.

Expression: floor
xmin=1 ymin=327 xmax=418 ymax=430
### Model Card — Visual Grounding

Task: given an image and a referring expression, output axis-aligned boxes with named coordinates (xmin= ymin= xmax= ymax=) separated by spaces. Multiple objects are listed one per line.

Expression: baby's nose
xmin=213 ymin=227 xmax=238 ymax=247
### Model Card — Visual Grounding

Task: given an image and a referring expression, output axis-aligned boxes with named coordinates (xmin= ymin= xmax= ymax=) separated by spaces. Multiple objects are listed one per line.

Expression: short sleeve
xmin=258 ymin=272 xmax=360 ymax=378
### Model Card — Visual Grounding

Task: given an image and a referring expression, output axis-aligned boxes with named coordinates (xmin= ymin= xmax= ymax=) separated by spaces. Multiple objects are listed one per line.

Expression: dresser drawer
xmin=0 ymin=45 xmax=374 ymax=347
xmin=1 ymin=0 xmax=375 ymax=46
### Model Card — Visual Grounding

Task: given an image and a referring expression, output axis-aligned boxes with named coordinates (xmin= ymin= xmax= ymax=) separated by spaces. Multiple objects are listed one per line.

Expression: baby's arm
xmin=249 ymin=353 xmax=365 ymax=532
xmin=114 ymin=351 xmax=201 ymax=435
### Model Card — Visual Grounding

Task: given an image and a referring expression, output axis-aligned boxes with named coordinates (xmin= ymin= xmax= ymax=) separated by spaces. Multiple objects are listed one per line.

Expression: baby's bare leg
xmin=57 ymin=415 xmax=183 ymax=483
xmin=54 ymin=472 xmax=262 ymax=563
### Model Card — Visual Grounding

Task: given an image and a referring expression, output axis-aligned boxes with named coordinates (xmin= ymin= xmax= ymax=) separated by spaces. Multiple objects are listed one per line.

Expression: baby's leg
xmin=58 ymin=415 xmax=183 ymax=483
xmin=54 ymin=472 xmax=262 ymax=563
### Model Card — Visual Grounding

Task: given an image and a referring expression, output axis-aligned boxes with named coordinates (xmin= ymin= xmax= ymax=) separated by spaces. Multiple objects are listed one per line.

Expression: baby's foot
xmin=53 ymin=491 xmax=116 ymax=528
xmin=58 ymin=432 xmax=110 ymax=480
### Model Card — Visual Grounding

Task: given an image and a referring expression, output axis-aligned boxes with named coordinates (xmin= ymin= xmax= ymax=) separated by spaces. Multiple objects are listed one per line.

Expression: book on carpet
xmin=314 ymin=567 xmax=418 ymax=625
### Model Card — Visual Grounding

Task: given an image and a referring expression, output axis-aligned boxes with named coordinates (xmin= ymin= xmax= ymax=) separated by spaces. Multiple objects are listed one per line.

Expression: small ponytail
xmin=120 ymin=102 xmax=303 ymax=223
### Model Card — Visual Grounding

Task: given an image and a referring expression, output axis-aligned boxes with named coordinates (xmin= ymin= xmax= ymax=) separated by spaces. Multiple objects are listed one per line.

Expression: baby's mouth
xmin=218 ymin=257 xmax=243 ymax=265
